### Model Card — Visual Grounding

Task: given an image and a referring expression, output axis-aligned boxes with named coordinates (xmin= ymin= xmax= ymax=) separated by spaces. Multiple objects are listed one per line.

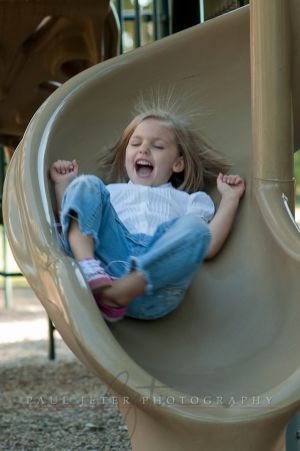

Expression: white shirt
xmin=107 ymin=182 xmax=215 ymax=236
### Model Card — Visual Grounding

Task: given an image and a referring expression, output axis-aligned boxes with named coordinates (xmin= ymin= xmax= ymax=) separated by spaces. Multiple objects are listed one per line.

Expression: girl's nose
xmin=138 ymin=143 xmax=150 ymax=154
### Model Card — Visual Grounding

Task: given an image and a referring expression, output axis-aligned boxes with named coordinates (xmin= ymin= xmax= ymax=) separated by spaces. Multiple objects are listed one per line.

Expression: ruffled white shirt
xmin=107 ymin=182 xmax=215 ymax=236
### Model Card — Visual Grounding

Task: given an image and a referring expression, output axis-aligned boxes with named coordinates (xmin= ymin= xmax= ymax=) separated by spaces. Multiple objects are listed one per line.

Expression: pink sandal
xmin=79 ymin=258 xmax=127 ymax=322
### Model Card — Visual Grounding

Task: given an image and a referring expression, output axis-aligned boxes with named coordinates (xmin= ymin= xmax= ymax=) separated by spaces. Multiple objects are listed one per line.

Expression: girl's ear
xmin=173 ymin=156 xmax=185 ymax=173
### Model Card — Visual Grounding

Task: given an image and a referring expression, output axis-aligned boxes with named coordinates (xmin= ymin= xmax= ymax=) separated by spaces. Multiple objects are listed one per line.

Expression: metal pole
xmin=115 ymin=0 xmax=124 ymax=53
xmin=48 ymin=317 xmax=56 ymax=360
xmin=2 ymin=225 xmax=12 ymax=308
xmin=199 ymin=0 xmax=205 ymax=23
xmin=0 ymin=147 xmax=13 ymax=308
xmin=134 ymin=0 xmax=141 ymax=47
xmin=250 ymin=0 xmax=293 ymax=193
xmin=153 ymin=0 xmax=159 ymax=40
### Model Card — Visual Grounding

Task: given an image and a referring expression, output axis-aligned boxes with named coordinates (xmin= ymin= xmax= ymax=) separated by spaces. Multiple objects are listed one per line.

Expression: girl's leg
xmin=60 ymin=175 xmax=146 ymax=313
xmin=136 ymin=214 xmax=211 ymax=291
xmin=67 ymin=216 xmax=146 ymax=304
xmin=104 ymin=215 xmax=211 ymax=309
xmin=60 ymin=175 xmax=133 ymax=264
xmin=127 ymin=215 xmax=211 ymax=319
xmin=68 ymin=218 xmax=94 ymax=260
xmin=67 ymin=217 xmax=124 ymax=307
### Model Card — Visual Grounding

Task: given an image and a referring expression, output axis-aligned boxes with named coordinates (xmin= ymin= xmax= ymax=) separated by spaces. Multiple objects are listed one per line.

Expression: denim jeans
xmin=60 ymin=175 xmax=212 ymax=320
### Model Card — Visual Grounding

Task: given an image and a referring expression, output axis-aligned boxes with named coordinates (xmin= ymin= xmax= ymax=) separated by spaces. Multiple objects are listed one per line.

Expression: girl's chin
xmin=134 ymin=178 xmax=153 ymax=185
xmin=130 ymin=170 xmax=166 ymax=186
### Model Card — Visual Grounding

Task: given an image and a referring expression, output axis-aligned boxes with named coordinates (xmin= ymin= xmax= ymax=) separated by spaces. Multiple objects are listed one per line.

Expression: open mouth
xmin=135 ymin=159 xmax=154 ymax=177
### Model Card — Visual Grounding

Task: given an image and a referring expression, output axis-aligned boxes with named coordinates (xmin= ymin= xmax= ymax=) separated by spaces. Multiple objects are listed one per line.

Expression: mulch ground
xmin=0 ymin=360 xmax=131 ymax=451
xmin=0 ymin=288 xmax=131 ymax=451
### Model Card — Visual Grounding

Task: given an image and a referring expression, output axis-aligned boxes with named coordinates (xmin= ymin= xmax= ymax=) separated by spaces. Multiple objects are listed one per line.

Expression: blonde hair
xmin=100 ymin=110 xmax=230 ymax=193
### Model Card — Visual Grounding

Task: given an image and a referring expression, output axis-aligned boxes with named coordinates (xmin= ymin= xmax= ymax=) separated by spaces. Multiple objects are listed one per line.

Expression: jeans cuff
xmin=129 ymin=256 xmax=154 ymax=295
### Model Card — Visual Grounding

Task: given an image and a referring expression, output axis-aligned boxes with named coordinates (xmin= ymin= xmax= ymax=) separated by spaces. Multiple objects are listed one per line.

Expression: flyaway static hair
xmin=100 ymin=93 xmax=230 ymax=193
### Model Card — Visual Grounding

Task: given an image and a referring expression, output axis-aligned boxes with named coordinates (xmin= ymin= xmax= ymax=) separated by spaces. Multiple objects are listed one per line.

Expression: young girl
xmin=50 ymin=110 xmax=245 ymax=322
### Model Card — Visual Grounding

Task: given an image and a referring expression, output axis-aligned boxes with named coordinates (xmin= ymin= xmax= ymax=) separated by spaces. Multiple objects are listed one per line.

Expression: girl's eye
xmin=130 ymin=142 xmax=140 ymax=147
xmin=153 ymin=145 xmax=164 ymax=150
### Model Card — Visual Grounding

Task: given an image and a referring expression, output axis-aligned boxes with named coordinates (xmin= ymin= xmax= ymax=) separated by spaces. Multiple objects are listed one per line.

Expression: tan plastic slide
xmin=3 ymin=2 xmax=300 ymax=450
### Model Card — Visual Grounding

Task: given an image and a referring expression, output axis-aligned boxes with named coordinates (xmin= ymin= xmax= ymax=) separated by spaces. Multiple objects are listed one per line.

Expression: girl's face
xmin=125 ymin=118 xmax=184 ymax=186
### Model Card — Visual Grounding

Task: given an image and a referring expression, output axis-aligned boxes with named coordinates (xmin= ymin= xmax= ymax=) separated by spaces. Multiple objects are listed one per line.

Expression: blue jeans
xmin=60 ymin=175 xmax=212 ymax=319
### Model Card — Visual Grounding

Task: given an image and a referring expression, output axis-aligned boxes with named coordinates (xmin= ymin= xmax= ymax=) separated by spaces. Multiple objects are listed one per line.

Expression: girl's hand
xmin=206 ymin=173 xmax=245 ymax=259
xmin=217 ymin=173 xmax=245 ymax=200
xmin=49 ymin=159 xmax=78 ymax=185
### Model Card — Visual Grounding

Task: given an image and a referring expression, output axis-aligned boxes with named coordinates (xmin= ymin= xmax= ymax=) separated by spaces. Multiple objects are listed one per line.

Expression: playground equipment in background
xmin=0 ymin=0 xmax=119 ymax=358
xmin=0 ymin=0 xmax=119 ymax=148
xmin=3 ymin=1 xmax=300 ymax=450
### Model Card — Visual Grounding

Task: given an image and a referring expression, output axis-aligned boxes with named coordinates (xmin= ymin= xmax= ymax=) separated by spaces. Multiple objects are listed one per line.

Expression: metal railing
xmin=114 ymin=0 xmax=170 ymax=53
xmin=113 ymin=0 xmax=249 ymax=53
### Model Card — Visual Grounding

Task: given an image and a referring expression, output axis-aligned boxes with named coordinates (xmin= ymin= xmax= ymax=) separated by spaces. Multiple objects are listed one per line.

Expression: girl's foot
xmin=78 ymin=258 xmax=127 ymax=322
xmin=101 ymin=271 xmax=146 ymax=306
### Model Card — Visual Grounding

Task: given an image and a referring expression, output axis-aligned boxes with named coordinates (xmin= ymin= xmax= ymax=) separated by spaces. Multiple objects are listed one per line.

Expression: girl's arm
xmin=205 ymin=173 xmax=245 ymax=260
xmin=49 ymin=159 xmax=78 ymax=215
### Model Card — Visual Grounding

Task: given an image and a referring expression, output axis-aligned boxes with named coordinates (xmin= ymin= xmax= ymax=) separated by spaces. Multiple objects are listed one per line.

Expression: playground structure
xmin=3 ymin=0 xmax=300 ymax=450
xmin=0 ymin=0 xmax=119 ymax=355
xmin=0 ymin=0 xmax=119 ymax=148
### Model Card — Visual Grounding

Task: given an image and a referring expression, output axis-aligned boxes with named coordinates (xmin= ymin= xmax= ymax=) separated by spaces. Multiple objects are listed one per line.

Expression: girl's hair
xmin=100 ymin=110 xmax=230 ymax=193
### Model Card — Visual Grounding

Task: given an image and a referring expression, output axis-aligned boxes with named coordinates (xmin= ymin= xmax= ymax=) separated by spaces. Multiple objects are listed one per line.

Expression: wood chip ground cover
xmin=1 ymin=360 xmax=132 ymax=451
xmin=0 ymin=289 xmax=131 ymax=450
